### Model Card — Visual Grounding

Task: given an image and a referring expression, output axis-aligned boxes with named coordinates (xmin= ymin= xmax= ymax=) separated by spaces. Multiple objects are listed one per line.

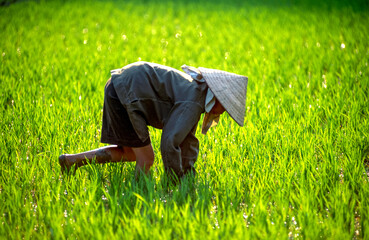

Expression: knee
xmin=133 ymin=145 xmax=155 ymax=168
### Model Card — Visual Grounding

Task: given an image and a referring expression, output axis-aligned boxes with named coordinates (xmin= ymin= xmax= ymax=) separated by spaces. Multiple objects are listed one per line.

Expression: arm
xmin=160 ymin=102 xmax=202 ymax=179
xmin=179 ymin=125 xmax=199 ymax=176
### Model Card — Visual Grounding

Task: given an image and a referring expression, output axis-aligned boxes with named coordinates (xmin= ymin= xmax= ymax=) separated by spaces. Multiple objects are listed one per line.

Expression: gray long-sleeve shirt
xmin=110 ymin=61 xmax=207 ymax=177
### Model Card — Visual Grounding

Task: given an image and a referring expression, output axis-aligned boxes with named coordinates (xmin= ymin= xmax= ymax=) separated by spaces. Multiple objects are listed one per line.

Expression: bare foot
xmin=59 ymin=154 xmax=78 ymax=173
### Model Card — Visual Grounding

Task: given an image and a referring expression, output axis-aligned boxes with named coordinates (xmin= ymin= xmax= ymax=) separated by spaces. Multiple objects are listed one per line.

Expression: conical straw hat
xmin=197 ymin=67 xmax=248 ymax=126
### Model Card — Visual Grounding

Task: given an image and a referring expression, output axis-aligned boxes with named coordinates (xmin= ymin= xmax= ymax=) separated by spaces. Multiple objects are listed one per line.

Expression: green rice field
xmin=1 ymin=0 xmax=369 ymax=239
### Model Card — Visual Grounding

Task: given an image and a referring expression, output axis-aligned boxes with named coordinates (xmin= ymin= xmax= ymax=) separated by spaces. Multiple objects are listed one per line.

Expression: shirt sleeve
xmin=160 ymin=102 xmax=203 ymax=178
xmin=179 ymin=124 xmax=199 ymax=176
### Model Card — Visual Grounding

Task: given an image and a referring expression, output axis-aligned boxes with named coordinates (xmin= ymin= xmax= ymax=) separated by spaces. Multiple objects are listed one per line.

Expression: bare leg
xmin=132 ymin=144 xmax=155 ymax=176
xmin=59 ymin=145 xmax=135 ymax=172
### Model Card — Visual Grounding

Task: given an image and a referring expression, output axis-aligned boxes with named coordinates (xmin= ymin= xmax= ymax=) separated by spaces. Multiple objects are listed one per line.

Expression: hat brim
xmin=198 ymin=67 xmax=248 ymax=126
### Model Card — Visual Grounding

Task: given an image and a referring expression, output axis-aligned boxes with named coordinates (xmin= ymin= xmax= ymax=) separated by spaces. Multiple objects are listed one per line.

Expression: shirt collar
xmin=181 ymin=64 xmax=215 ymax=113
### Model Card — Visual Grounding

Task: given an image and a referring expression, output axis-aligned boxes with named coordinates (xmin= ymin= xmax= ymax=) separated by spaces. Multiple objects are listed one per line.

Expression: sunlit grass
xmin=1 ymin=0 xmax=368 ymax=239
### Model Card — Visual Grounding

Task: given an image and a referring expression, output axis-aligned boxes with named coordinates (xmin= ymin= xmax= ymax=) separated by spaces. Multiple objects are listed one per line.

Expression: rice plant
xmin=1 ymin=0 xmax=368 ymax=238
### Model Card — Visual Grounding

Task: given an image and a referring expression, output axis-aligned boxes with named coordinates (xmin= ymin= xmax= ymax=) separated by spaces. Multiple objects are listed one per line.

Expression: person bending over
xmin=59 ymin=61 xmax=248 ymax=181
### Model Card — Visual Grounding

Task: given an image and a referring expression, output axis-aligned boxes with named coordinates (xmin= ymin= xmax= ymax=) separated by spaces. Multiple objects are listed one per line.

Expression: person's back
xmin=111 ymin=61 xmax=208 ymax=133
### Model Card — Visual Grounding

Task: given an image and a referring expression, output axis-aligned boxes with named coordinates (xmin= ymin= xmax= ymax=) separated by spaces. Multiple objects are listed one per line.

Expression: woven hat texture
xmin=198 ymin=67 xmax=248 ymax=126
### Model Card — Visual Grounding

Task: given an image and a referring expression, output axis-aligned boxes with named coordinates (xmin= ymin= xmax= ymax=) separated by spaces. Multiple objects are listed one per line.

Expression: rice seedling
xmin=1 ymin=0 xmax=368 ymax=238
